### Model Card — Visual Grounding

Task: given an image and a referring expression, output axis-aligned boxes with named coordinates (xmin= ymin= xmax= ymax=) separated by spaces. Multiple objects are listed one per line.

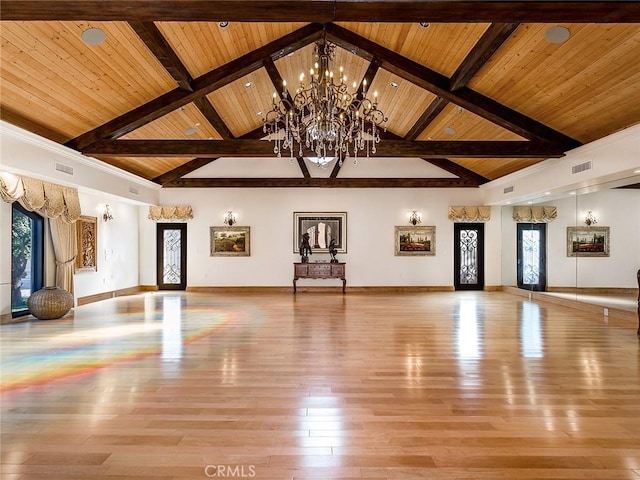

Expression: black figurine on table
xmin=299 ymin=232 xmax=312 ymax=263
xmin=329 ymin=239 xmax=338 ymax=263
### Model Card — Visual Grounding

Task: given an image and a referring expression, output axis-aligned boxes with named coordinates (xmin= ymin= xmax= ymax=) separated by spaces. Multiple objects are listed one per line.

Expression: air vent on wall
xmin=572 ymin=161 xmax=592 ymax=174
xmin=129 ymin=187 xmax=139 ymax=196
xmin=503 ymin=186 xmax=514 ymax=194
xmin=55 ymin=161 xmax=74 ymax=175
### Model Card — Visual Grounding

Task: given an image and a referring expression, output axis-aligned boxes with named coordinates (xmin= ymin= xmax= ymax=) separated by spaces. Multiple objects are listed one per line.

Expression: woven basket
xmin=27 ymin=286 xmax=74 ymax=320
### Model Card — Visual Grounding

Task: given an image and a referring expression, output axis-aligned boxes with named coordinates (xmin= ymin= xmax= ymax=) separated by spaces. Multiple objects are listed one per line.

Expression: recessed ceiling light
xmin=218 ymin=21 xmax=230 ymax=29
xmin=244 ymin=82 xmax=253 ymax=89
xmin=419 ymin=22 xmax=430 ymax=28
xmin=444 ymin=126 xmax=456 ymax=135
xmin=184 ymin=127 xmax=197 ymax=136
xmin=390 ymin=81 xmax=398 ymax=88
xmin=81 ymin=27 xmax=106 ymax=46
xmin=569 ymin=191 xmax=576 ymax=195
xmin=545 ymin=25 xmax=570 ymax=44
xmin=544 ymin=191 xmax=551 ymax=195
xmin=634 ymin=169 xmax=640 ymax=173
xmin=256 ymin=111 xmax=263 ymax=116
xmin=527 ymin=201 xmax=533 ymax=205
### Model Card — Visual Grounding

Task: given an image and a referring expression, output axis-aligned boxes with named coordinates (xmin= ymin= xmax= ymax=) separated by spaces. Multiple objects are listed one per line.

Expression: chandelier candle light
xmin=263 ymin=40 xmax=388 ymax=168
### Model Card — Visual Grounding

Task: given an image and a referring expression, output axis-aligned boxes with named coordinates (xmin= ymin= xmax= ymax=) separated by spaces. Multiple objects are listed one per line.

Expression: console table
xmin=293 ymin=262 xmax=346 ymax=293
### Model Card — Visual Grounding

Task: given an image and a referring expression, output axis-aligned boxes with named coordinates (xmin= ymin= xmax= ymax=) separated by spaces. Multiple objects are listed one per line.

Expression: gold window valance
xmin=0 ymin=171 xmax=81 ymax=223
xmin=448 ymin=206 xmax=491 ymax=222
xmin=148 ymin=205 xmax=193 ymax=221
xmin=512 ymin=206 xmax=557 ymax=223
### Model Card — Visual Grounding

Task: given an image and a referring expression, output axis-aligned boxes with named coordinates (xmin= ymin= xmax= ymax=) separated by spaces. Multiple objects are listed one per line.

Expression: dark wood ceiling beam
xmin=3 ymin=1 xmax=639 ymax=23
xmin=296 ymin=157 xmax=311 ymax=178
xmin=130 ymin=21 xmax=234 ymax=140
xmin=263 ymin=58 xmax=288 ymax=101
xmin=152 ymin=157 xmax=218 ymax=185
xmin=128 ymin=21 xmax=193 ymax=92
xmin=450 ymin=23 xmax=520 ymax=91
xmin=164 ymin=177 xmax=480 ymax=188
xmin=423 ymin=158 xmax=490 ymax=185
xmin=325 ymin=23 xmax=581 ymax=150
xmin=66 ymin=23 xmax=324 ymax=150
xmin=82 ymin=139 xmax=567 ymax=158
xmin=405 ymin=96 xmax=449 ymax=141
xmin=192 ymin=97 xmax=234 ymax=139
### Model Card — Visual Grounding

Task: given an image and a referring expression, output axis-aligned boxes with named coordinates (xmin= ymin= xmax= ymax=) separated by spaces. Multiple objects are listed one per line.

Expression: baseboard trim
xmin=77 ymin=286 xmax=154 ymax=306
xmin=187 ymin=285 xmax=456 ymax=293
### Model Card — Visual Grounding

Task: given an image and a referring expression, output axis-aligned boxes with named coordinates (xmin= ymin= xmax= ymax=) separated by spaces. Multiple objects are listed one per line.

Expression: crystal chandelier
xmin=263 ymin=39 xmax=388 ymax=168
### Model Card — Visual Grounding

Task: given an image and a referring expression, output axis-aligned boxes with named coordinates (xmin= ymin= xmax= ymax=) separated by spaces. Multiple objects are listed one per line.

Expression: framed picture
xmin=395 ymin=226 xmax=436 ymax=256
xmin=567 ymin=226 xmax=610 ymax=257
xmin=76 ymin=215 xmax=98 ymax=271
xmin=293 ymin=212 xmax=347 ymax=254
xmin=210 ymin=226 xmax=250 ymax=256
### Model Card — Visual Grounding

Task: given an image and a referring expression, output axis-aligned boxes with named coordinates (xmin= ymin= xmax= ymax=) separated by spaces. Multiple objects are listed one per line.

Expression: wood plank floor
xmin=1 ymin=291 xmax=639 ymax=480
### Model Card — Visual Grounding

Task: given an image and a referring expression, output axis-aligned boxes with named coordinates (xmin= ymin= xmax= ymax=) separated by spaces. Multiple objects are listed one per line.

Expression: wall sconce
xmin=584 ymin=210 xmax=597 ymax=226
xmin=408 ymin=211 xmax=422 ymax=226
xmin=103 ymin=204 xmax=114 ymax=222
xmin=223 ymin=211 xmax=237 ymax=226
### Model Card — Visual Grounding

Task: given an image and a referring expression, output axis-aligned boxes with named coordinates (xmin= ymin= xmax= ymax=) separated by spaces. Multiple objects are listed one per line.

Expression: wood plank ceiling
xmin=1 ymin=1 xmax=639 ymax=188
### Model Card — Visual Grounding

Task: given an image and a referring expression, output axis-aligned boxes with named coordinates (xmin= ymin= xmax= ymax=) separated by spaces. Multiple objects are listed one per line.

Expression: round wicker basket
xmin=27 ymin=286 xmax=74 ymax=320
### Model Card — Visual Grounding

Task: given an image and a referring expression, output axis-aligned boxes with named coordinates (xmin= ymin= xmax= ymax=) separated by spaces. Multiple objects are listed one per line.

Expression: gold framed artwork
xmin=394 ymin=226 xmax=436 ymax=256
xmin=566 ymin=226 xmax=610 ymax=257
xmin=210 ymin=226 xmax=250 ymax=256
xmin=76 ymin=215 xmax=97 ymax=271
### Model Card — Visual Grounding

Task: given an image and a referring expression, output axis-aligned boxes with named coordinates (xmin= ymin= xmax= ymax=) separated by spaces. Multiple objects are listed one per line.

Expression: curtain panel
xmin=148 ymin=205 xmax=193 ymax=221
xmin=448 ymin=206 xmax=491 ymax=222
xmin=512 ymin=206 xmax=557 ymax=223
xmin=1 ymin=171 xmax=81 ymax=293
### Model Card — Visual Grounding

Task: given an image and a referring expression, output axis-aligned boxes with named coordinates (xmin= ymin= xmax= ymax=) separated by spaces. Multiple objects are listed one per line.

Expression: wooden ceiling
xmin=1 ymin=1 xmax=639 ymax=188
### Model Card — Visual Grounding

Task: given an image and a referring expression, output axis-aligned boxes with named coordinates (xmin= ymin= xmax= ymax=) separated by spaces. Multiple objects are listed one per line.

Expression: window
xmin=11 ymin=203 xmax=44 ymax=316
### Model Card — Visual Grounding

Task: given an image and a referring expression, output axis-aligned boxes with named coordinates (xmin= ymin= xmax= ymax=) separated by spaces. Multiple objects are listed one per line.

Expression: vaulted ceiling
xmin=1 ymin=1 xmax=639 ymax=188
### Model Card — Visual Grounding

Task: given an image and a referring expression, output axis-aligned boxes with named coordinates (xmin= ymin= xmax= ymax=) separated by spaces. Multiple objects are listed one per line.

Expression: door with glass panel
xmin=156 ymin=223 xmax=187 ymax=290
xmin=453 ymin=223 xmax=485 ymax=291
xmin=517 ymin=223 xmax=547 ymax=291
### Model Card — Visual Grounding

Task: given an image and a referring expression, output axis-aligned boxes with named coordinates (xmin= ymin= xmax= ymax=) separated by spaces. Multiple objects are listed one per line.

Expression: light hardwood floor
xmin=1 ymin=291 xmax=639 ymax=480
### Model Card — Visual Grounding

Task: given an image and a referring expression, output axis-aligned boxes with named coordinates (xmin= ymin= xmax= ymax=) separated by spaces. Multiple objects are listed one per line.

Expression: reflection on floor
xmin=2 ymin=291 xmax=640 ymax=479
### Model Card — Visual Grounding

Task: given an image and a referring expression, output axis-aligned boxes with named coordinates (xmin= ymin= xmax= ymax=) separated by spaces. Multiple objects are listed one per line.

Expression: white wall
xmin=73 ymin=192 xmax=141 ymax=299
xmin=151 ymin=188 xmax=501 ymax=287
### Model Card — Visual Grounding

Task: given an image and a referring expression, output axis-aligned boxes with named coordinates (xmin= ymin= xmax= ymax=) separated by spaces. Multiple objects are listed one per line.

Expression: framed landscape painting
xmin=395 ymin=226 xmax=436 ymax=256
xmin=210 ymin=226 xmax=250 ymax=256
xmin=293 ymin=212 xmax=347 ymax=254
xmin=566 ymin=226 xmax=610 ymax=257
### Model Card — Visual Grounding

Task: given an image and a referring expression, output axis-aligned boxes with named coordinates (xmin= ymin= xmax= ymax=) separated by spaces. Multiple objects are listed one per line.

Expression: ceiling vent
xmin=572 ymin=161 xmax=592 ymax=174
xmin=503 ymin=186 xmax=514 ymax=194
xmin=55 ymin=161 xmax=74 ymax=176
xmin=129 ymin=187 xmax=139 ymax=196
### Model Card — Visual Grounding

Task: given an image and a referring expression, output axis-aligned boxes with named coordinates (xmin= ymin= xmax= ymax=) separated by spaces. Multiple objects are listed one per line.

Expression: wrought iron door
xmin=156 ymin=223 xmax=187 ymax=290
xmin=517 ymin=223 xmax=547 ymax=291
xmin=454 ymin=223 xmax=485 ymax=291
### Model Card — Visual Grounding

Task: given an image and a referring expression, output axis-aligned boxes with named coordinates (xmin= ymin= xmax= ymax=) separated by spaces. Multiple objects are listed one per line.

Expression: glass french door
xmin=11 ymin=203 xmax=44 ymax=317
xmin=454 ymin=223 xmax=485 ymax=291
xmin=517 ymin=223 xmax=547 ymax=291
xmin=156 ymin=223 xmax=187 ymax=290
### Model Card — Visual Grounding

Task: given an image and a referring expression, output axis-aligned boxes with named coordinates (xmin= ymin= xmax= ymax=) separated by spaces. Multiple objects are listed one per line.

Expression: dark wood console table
xmin=293 ymin=262 xmax=346 ymax=293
